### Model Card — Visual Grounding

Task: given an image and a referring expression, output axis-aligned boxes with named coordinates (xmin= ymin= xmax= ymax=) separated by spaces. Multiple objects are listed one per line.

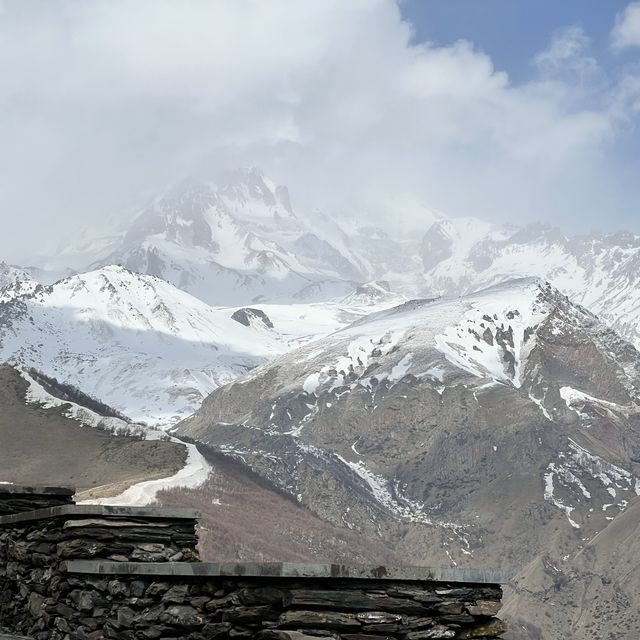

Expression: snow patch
xmin=18 ymin=366 xmax=140 ymax=436
xmin=82 ymin=440 xmax=210 ymax=506
xmin=388 ymin=353 xmax=414 ymax=382
xmin=544 ymin=463 xmax=580 ymax=529
xmin=434 ymin=280 xmax=547 ymax=386
xmin=543 ymin=438 xmax=639 ymax=526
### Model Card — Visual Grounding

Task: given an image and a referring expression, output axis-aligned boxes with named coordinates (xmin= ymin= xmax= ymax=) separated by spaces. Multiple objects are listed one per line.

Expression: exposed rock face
xmin=421 ymin=222 xmax=454 ymax=271
xmin=232 ymin=307 xmax=274 ymax=329
xmin=177 ymin=279 xmax=640 ymax=638
xmin=504 ymin=495 xmax=640 ymax=640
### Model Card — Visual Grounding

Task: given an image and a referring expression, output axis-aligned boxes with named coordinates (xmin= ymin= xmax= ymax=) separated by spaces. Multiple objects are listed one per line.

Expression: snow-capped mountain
xmin=7 ymin=168 xmax=640 ymax=431
xmin=0 ymin=265 xmax=405 ymax=425
xmin=0 ymin=265 xmax=291 ymax=424
xmin=178 ymin=278 xmax=640 ymax=570
xmin=24 ymin=169 xmax=640 ymax=352
xmin=417 ymin=219 xmax=640 ymax=349
xmin=5 ymin=172 xmax=640 ymax=638
xmin=44 ymin=168 xmax=391 ymax=306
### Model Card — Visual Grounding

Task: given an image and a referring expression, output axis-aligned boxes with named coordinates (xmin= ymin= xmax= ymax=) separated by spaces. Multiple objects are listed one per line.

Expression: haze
xmin=2 ymin=0 xmax=640 ymax=262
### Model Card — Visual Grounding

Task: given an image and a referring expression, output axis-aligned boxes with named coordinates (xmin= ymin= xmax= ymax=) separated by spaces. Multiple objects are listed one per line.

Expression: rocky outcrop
xmin=420 ymin=222 xmax=454 ymax=271
xmin=177 ymin=279 xmax=640 ymax=638
xmin=232 ymin=308 xmax=274 ymax=329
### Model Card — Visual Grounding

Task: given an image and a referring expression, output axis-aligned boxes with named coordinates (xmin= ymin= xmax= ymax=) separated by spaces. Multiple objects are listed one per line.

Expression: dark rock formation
xmin=232 ymin=307 xmax=274 ymax=329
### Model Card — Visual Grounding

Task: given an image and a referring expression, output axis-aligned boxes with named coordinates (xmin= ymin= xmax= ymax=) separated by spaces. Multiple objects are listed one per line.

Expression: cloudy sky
xmin=2 ymin=0 xmax=640 ymax=261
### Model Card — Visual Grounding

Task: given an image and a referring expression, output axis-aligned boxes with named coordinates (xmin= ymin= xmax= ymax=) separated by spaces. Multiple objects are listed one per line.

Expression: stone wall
xmin=0 ymin=487 xmax=509 ymax=639
xmin=0 ymin=487 xmax=74 ymax=515
xmin=0 ymin=505 xmax=199 ymax=564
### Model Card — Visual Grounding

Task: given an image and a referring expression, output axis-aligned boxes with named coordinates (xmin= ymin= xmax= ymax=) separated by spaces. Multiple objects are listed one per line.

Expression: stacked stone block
xmin=0 ymin=487 xmax=508 ymax=639
xmin=0 ymin=486 xmax=74 ymax=516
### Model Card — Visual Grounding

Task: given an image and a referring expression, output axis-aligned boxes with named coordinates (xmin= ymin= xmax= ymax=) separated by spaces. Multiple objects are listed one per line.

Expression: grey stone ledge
xmin=0 ymin=504 xmax=200 ymax=526
xmin=0 ymin=484 xmax=75 ymax=496
xmin=0 ymin=635 xmax=32 ymax=639
xmin=63 ymin=561 xmax=512 ymax=584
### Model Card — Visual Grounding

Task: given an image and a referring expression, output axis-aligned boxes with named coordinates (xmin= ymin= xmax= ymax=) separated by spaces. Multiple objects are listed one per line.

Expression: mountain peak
xmin=0 ymin=263 xmax=315 ymax=425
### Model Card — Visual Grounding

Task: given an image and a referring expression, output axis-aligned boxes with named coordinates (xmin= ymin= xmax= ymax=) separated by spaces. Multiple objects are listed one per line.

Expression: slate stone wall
xmin=0 ymin=511 xmax=199 ymax=564
xmin=0 ymin=487 xmax=507 ymax=639
xmin=0 ymin=487 xmax=74 ymax=516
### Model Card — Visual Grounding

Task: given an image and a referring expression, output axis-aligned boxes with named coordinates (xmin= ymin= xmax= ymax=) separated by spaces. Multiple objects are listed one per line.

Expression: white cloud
xmin=0 ymin=1 xmax=638 ymax=261
xmin=535 ymin=26 xmax=599 ymax=79
xmin=612 ymin=2 xmax=640 ymax=49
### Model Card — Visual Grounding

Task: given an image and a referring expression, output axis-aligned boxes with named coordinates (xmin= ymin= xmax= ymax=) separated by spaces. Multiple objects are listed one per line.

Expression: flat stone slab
xmin=0 ymin=504 xmax=200 ymax=526
xmin=0 ymin=484 xmax=74 ymax=496
xmin=63 ymin=561 xmax=512 ymax=584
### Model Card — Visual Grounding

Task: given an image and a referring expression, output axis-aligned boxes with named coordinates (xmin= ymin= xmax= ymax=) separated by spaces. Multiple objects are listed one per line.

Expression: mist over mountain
xmin=12 ymin=167 xmax=640 ymax=345
xmin=4 ymin=168 xmax=640 ymax=417
xmin=5 ymin=3 xmax=640 ymax=639
xmin=3 ymin=169 xmax=640 ymax=639
xmin=5 ymin=0 xmax=640 ymax=265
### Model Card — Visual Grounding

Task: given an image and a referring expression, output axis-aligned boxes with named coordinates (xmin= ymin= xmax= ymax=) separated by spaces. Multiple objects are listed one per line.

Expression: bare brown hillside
xmin=0 ymin=364 xmax=186 ymax=494
xmin=159 ymin=449 xmax=401 ymax=565
xmin=503 ymin=495 xmax=640 ymax=640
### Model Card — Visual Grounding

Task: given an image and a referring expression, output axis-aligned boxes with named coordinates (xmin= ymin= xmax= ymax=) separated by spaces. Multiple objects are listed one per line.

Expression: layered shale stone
xmin=277 ymin=610 xmax=362 ymax=629
xmin=0 ymin=485 xmax=74 ymax=516
xmin=283 ymin=590 xmax=429 ymax=614
xmin=0 ymin=486 xmax=507 ymax=639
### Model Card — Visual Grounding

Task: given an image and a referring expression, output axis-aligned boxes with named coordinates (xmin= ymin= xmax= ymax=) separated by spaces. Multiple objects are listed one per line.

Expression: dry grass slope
xmin=159 ymin=449 xmax=401 ymax=564
xmin=0 ymin=364 xmax=186 ymax=494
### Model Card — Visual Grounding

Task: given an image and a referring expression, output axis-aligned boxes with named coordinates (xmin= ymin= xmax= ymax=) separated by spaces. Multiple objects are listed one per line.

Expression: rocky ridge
xmin=417 ymin=219 xmax=640 ymax=349
xmin=177 ymin=278 xmax=640 ymax=637
xmin=0 ymin=363 xmax=186 ymax=495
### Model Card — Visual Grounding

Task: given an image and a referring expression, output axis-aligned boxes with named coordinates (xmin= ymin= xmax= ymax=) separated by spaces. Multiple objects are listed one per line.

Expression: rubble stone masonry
xmin=0 ymin=486 xmax=509 ymax=639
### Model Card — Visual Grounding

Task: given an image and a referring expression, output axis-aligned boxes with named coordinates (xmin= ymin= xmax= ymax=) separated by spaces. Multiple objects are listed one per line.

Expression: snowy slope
xmin=0 ymin=266 xmax=297 ymax=424
xmin=0 ymin=266 xmax=405 ymax=425
xmin=41 ymin=169 xmax=382 ymax=306
xmin=17 ymin=365 xmax=138 ymax=436
xmin=418 ymin=220 xmax=640 ymax=349
xmin=81 ymin=438 xmax=211 ymax=507
xmin=225 ymin=277 xmax=634 ymax=413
